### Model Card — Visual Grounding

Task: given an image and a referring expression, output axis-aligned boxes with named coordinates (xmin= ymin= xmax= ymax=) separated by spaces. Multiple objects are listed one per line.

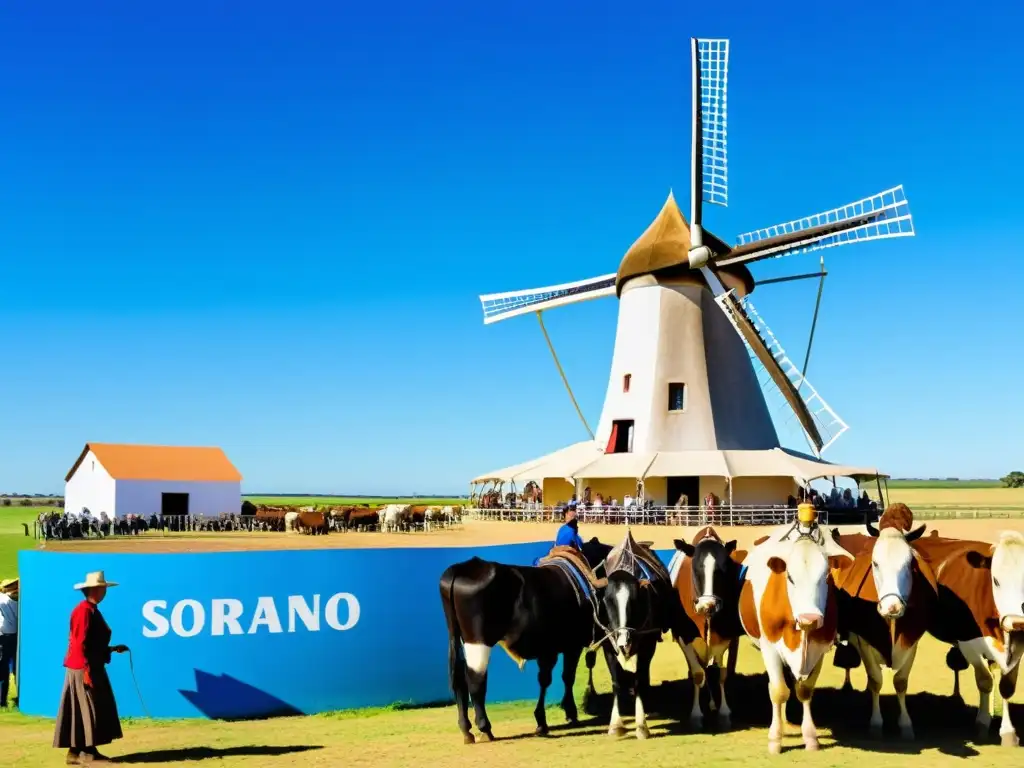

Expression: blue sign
xmin=17 ymin=542 xmax=576 ymax=719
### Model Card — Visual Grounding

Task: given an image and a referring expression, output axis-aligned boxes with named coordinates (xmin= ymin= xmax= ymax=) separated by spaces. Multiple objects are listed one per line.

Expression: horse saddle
xmin=537 ymin=546 xmax=608 ymax=594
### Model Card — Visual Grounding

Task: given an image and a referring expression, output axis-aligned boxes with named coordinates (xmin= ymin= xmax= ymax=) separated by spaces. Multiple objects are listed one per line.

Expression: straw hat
xmin=73 ymin=571 xmax=119 ymax=590
xmin=0 ymin=578 xmax=17 ymax=592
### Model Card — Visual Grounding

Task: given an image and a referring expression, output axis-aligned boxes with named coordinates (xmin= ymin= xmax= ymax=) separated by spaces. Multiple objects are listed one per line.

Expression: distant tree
xmin=1 ymin=499 xmax=9 ymax=507
xmin=1002 ymin=472 xmax=1024 ymax=489
xmin=18 ymin=498 xmax=32 ymax=506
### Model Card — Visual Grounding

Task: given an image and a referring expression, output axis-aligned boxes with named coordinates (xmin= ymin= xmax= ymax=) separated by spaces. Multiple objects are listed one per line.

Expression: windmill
xmin=478 ymin=38 xmax=914 ymax=474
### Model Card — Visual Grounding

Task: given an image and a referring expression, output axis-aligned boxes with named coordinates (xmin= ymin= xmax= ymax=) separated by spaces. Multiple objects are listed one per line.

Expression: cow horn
xmin=904 ymin=524 xmax=927 ymax=543
xmin=866 ymin=521 xmax=880 ymax=537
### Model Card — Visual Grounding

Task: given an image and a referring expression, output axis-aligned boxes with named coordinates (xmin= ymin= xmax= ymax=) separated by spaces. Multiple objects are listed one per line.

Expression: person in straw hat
xmin=53 ymin=571 xmax=128 ymax=765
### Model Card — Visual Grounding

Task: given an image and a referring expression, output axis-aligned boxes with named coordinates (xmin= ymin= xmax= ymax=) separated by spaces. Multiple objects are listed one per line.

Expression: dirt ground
xmin=38 ymin=517 xmax=1023 ymax=554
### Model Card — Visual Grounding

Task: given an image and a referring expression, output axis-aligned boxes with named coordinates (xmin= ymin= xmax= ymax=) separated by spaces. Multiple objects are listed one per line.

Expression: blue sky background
xmin=2 ymin=0 xmax=1021 ymax=494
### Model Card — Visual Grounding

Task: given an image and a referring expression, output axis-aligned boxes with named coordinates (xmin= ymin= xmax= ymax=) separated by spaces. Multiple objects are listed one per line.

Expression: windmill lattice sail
xmin=717 ymin=186 xmax=913 ymax=267
xmin=479 ymin=274 xmax=616 ymax=324
xmin=714 ymin=292 xmax=848 ymax=455
xmin=695 ymin=38 xmax=729 ymax=208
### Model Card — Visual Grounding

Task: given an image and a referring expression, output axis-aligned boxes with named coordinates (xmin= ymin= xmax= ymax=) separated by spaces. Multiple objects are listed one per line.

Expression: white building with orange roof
xmin=64 ymin=442 xmax=242 ymax=519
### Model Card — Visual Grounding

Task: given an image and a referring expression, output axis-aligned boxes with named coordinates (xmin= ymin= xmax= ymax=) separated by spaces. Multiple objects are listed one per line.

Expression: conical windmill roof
xmin=615 ymin=191 xmax=755 ymax=297
xmin=615 ymin=191 xmax=693 ymax=294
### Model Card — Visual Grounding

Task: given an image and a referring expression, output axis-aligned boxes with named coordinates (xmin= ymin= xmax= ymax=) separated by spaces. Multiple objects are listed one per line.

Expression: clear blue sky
xmin=2 ymin=1 xmax=1021 ymax=495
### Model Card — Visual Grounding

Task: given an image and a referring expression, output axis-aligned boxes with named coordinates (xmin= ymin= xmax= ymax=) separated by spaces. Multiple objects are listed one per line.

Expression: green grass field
xmin=884 ymin=479 xmax=1004 ymax=489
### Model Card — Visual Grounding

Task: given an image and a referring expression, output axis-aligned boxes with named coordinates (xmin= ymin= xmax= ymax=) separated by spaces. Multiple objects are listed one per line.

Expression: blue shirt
xmin=555 ymin=523 xmax=584 ymax=550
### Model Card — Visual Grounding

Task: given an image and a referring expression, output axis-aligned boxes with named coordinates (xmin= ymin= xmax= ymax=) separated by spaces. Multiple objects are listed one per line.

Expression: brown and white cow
xmin=916 ymin=530 xmax=1024 ymax=746
xmin=668 ymin=526 xmax=747 ymax=729
xmin=831 ymin=522 xmax=936 ymax=739
xmin=739 ymin=521 xmax=854 ymax=754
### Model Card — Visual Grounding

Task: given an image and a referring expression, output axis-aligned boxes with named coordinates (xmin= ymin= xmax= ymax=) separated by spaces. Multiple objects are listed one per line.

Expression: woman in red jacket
xmin=53 ymin=571 xmax=127 ymax=765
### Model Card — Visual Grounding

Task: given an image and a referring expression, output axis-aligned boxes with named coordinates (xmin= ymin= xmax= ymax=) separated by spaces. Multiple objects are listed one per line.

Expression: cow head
xmin=674 ymin=534 xmax=739 ymax=617
xmin=866 ymin=523 xmax=928 ymax=619
xmin=979 ymin=531 xmax=1024 ymax=634
xmin=767 ymin=535 xmax=854 ymax=631
xmin=603 ymin=569 xmax=652 ymax=661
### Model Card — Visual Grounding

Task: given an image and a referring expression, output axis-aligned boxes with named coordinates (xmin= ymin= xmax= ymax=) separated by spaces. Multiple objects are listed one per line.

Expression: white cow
xmin=379 ymin=504 xmax=413 ymax=532
xmin=739 ymin=521 xmax=854 ymax=754
xmin=284 ymin=511 xmax=300 ymax=533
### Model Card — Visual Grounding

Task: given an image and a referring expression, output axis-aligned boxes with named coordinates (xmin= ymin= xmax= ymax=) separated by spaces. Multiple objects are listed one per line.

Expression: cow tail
xmin=440 ymin=567 xmax=468 ymax=697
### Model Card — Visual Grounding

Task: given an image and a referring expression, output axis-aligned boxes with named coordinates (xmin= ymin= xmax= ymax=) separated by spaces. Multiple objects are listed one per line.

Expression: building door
xmin=667 ymin=477 xmax=700 ymax=508
xmin=606 ymin=419 xmax=634 ymax=454
xmin=161 ymin=492 xmax=190 ymax=516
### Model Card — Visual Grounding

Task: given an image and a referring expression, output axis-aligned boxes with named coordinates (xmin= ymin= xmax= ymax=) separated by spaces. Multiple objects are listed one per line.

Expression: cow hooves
xmin=976 ymin=723 xmax=991 ymax=742
xmin=463 ymin=733 xmax=475 ymax=745
xmin=719 ymin=714 xmax=732 ymax=731
xmin=767 ymin=739 xmax=782 ymax=756
xmin=636 ymin=725 xmax=651 ymax=740
xmin=535 ymin=726 xmax=549 ymax=737
xmin=608 ymin=726 xmax=627 ymax=738
xmin=1001 ymin=732 xmax=1019 ymax=748
xmin=689 ymin=716 xmax=704 ymax=730
xmin=869 ymin=723 xmax=884 ymax=739
xmin=479 ymin=730 xmax=495 ymax=743
xmin=565 ymin=715 xmax=579 ymax=727
xmin=900 ymin=727 xmax=915 ymax=742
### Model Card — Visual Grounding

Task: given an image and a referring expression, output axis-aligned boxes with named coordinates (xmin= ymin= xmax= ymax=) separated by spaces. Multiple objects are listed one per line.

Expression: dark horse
xmin=597 ymin=530 xmax=680 ymax=739
xmin=440 ymin=537 xmax=612 ymax=743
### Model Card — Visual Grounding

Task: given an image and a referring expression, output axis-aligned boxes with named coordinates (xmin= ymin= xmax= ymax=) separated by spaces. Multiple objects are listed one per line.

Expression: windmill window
xmin=623 ymin=374 xmax=631 ymax=393
xmin=668 ymin=383 xmax=687 ymax=411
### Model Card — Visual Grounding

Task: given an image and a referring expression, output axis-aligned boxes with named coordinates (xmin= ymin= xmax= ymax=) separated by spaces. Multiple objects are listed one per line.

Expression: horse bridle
xmin=588 ymin=559 xmax=663 ymax=652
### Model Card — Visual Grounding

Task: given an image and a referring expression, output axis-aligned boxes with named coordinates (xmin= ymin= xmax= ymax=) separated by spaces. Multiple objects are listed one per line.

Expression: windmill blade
xmin=714 ymin=291 xmax=849 ymax=455
xmin=714 ymin=185 xmax=913 ymax=268
xmin=690 ymin=37 xmax=730 ymax=239
xmin=480 ymin=274 xmax=616 ymax=324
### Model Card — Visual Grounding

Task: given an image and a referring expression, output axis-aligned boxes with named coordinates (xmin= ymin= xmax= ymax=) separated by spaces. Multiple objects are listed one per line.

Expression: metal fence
xmin=465 ymin=505 xmax=814 ymax=526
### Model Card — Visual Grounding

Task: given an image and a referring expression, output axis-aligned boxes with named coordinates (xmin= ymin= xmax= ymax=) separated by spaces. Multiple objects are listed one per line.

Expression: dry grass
xmin=884 ymin=487 xmax=1024 ymax=510
xmin=5 ymin=519 xmax=1024 ymax=766
xmin=4 ymin=630 xmax=1024 ymax=767
xmin=32 ymin=517 xmax=1024 ymax=555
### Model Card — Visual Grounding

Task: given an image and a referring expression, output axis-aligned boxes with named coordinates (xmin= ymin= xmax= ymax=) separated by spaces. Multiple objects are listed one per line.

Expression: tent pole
xmin=536 ymin=311 xmax=594 ymax=439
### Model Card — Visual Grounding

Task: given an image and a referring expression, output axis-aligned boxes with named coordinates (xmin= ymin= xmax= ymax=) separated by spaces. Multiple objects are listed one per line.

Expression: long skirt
xmin=53 ymin=666 xmax=123 ymax=749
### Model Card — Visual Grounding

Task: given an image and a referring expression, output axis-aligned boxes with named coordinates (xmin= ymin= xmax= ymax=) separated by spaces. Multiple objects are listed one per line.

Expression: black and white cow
xmin=668 ymin=526 xmax=748 ymax=729
xmin=439 ymin=538 xmax=612 ymax=743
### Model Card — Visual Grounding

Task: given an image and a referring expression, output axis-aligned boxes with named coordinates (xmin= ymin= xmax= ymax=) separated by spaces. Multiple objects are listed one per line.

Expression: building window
xmin=668 ymin=382 xmax=686 ymax=411
xmin=623 ymin=374 xmax=631 ymax=393
xmin=91 ymin=461 xmax=95 ymax=472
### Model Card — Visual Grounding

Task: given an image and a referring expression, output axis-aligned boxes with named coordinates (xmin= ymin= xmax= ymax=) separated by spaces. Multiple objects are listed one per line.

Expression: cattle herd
xmin=256 ymin=503 xmax=464 ymax=534
xmin=33 ymin=504 xmax=464 ymax=540
xmin=440 ymin=503 xmax=1024 ymax=754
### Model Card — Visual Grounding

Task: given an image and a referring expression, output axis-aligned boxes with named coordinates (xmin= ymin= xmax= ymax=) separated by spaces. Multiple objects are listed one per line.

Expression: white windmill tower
xmin=474 ymin=39 xmax=913 ymax=509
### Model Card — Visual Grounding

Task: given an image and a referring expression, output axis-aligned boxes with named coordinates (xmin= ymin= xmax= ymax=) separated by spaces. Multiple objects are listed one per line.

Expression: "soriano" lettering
xmin=141 ymin=593 xmax=360 ymax=638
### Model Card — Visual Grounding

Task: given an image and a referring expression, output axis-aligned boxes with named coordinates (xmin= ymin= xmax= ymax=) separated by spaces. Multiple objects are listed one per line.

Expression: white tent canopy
xmin=473 ymin=441 xmax=884 ymax=486
xmin=471 ymin=441 xmax=600 ymax=485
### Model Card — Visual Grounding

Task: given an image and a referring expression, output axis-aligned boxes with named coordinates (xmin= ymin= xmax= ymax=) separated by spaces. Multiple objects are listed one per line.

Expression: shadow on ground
xmin=114 ymin=745 xmax=323 ymax=763
xmin=576 ymin=670 xmax=1018 ymax=756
